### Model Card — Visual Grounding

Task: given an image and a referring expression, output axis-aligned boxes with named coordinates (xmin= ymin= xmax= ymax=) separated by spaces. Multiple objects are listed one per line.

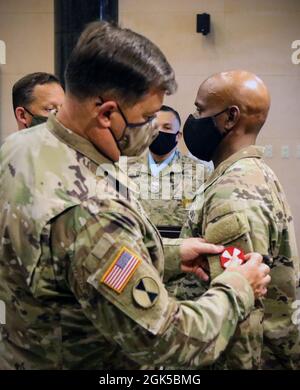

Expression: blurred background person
xmin=128 ymin=105 xmax=208 ymax=239
xmin=12 ymin=72 xmax=65 ymax=130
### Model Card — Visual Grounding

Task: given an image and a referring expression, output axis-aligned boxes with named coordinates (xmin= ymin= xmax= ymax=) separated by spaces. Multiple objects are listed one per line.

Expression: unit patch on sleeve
xmin=220 ymin=246 xmax=245 ymax=269
xmin=132 ymin=277 xmax=160 ymax=308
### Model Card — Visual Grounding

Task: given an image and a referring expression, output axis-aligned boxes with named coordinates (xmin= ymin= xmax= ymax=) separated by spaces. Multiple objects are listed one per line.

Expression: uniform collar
xmin=47 ymin=113 xmax=111 ymax=167
xmin=204 ymin=145 xmax=265 ymax=191
xmin=148 ymin=149 xmax=177 ymax=177
xmin=46 ymin=113 xmax=138 ymax=193
xmin=147 ymin=149 xmax=181 ymax=177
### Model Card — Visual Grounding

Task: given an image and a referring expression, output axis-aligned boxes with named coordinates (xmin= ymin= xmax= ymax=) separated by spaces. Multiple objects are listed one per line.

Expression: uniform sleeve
xmin=204 ymin=202 xmax=270 ymax=279
xmin=161 ymin=237 xmax=183 ymax=283
xmin=66 ymin=200 xmax=254 ymax=369
xmin=202 ymin=201 xmax=267 ymax=369
xmin=203 ymin=196 xmax=299 ymax=369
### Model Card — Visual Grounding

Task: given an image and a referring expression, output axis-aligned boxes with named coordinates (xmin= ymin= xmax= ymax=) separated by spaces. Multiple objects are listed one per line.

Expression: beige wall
xmin=0 ymin=0 xmax=54 ymax=138
xmin=120 ymin=0 xmax=300 ymax=237
xmin=0 ymin=0 xmax=299 ymax=236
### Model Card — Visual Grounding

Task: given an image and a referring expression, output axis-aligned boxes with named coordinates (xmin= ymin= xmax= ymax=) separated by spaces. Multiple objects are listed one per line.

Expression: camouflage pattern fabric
xmin=180 ymin=145 xmax=300 ymax=369
xmin=128 ymin=150 xmax=209 ymax=286
xmin=127 ymin=150 xmax=207 ymax=226
xmin=0 ymin=114 xmax=255 ymax=370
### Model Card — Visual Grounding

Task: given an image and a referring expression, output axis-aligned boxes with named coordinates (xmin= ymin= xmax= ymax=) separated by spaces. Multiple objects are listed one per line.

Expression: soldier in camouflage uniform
xmin=0 ymin=23 xmax=270 ymax=370
xmin=128 ymin=105 xmax=209 ymax=284
xmin=12 ymin=72 xmax=65 ymax=130
xmin=128 ymin=105 xmax=209 ymax=231
xmin=179 ymin=70 xmax=300 ymax=369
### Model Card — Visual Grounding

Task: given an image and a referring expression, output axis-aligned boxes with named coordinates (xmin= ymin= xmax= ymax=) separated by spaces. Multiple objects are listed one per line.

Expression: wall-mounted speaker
xmin=197 ymin=13 xmax=210 ymax=36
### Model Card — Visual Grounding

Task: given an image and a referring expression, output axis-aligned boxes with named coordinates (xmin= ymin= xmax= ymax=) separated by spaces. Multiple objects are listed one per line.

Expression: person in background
xmin=12 ymin=72 xmax=65 ymax=130
xmin=128 ymin=105 xmax=208 ymax=240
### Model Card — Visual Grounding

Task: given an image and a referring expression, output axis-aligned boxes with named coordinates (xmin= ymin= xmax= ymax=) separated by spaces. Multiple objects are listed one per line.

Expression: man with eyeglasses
xmin=12 ymin=72 xmax=65 ymax=130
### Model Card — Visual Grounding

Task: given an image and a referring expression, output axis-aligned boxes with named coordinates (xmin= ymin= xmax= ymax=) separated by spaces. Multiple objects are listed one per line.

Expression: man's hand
xmin=180 ymin=238 xmax=224 ymax=281
xmin=226 ymin=252 xmax=271 ymax=298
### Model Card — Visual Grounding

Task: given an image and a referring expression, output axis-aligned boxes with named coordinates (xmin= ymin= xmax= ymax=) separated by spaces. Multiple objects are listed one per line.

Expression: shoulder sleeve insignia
xmin=220 ymin=246 xmax=245 ymax=269
xmin=132 ymin=277 xmax=159 ymax=308
xmin=101 ymin=246 xmax=141 ymax=293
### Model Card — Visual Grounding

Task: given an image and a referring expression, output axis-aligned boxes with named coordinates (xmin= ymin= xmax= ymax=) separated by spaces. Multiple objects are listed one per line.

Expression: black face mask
xmin=149 ymin=131 xmax=179 ymax=156
xmin=23 ymin=107 xmax=48 ymax=128
xmin=30 ymin=115 xmax=48 ymax=126
xmin=183 ymin=108 xmax=228 ymax=161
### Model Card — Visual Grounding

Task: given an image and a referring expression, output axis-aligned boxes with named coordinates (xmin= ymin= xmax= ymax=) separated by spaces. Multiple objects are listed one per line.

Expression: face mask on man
xmin=149 ymin=131 xmax=179 ymax=156
xmin=23 ymin=107 xmax=48 ymax=127
xmin=98 ymin=97 xmax=159 ymax=157
xmin=183 ymin=108 xmax=228 ymax=162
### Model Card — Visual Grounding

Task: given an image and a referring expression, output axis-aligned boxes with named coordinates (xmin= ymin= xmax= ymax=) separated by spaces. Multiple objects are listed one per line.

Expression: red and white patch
xmin=220 ymin=246 xmax=245 ymax=269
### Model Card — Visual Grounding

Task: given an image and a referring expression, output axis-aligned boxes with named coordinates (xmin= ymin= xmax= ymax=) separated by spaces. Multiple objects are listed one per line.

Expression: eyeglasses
xmin=23 ymin=107 xmax=58 ymax=116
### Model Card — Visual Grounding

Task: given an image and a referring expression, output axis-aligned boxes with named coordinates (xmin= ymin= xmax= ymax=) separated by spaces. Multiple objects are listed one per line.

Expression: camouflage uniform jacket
xmin=127 ymin=150 xmax=207 ymax=228
xmin=127 ymin=150 xmax=208 ymax=284
xmin=181 ymin=145 xmax=300 ymax=369
xmin=0 ymin=115 xmax=255 ymax=370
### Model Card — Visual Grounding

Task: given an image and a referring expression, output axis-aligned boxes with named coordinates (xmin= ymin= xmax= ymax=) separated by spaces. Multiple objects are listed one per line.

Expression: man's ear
xmin=177 ymin=132 xmax=182 ymax=142
xmin=15 ymin=107 xmax=28 ymax=129
xmin=225 ymin=105 xmax=240 ymax=130
xmin=95 ymin=100 xmax=118 ymax=128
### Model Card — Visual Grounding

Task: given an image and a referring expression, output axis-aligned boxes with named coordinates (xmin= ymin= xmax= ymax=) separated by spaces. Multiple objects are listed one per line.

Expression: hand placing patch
xmin=101 ymin=247 xmax=141 ymax=293
xmin=220 ymin=246 xmax=245 ymax=269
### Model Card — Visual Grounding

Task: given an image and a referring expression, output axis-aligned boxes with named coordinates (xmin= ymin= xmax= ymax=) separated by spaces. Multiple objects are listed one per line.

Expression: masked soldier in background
xmin=128 ymin=105 xmax=210 ymax=283
xmin=0 ymin=23 xmax=270 ymax=370
xmin=12 ymin=72 xmax=65 ymax=129
xmin=128 ymin=105 xmax=206 ymax=232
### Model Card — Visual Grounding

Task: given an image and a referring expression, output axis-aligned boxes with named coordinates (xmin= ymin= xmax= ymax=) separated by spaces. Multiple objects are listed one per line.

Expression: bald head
xmin=195 ymin=70 xmax=270 ymax=134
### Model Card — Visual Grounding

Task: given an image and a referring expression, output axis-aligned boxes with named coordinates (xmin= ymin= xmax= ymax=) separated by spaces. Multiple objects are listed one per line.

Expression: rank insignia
xmin=132 ymin=277 xmax=159 ymax=308
xmin=101 ymin=247 xmax=141 ymax=293
xmin=220 ymin=246 xmax=245 ymax=269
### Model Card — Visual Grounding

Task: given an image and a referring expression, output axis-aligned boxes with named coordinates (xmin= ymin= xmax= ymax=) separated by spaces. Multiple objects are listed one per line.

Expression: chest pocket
xmin=204 ymin=211 xmax=253 ymax=280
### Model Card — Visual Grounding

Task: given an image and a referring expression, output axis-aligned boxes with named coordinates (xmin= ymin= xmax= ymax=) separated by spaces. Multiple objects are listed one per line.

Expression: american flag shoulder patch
xmin=101 ymin=246 xmax=142 ymax=293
